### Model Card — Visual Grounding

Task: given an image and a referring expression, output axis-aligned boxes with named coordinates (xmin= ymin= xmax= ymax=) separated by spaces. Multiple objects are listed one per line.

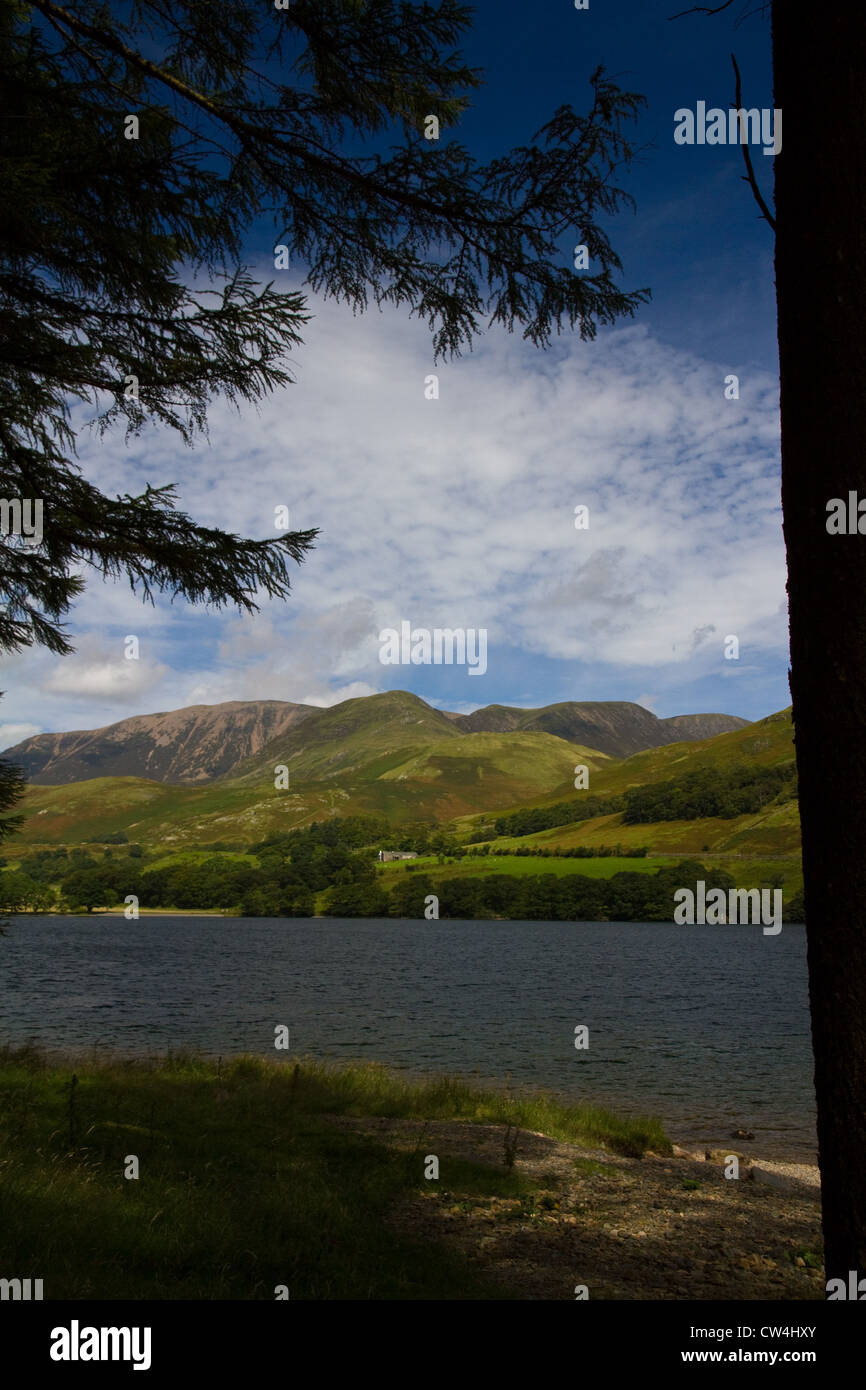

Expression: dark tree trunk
xmin=773 ymin=2 xmax=866 ymax=1282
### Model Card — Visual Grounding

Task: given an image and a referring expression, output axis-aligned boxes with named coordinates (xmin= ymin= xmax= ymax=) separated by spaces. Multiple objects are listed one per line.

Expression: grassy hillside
xmin=488 ymin=802 xmax=801 ymax=858
xmin=9 ymin=708 xmax=800 ymax=902
xmin=376 ymin=852 xmax=802 ymax=903
xmin=12 ymin=777 xmax=349 ymax=848
xmin=463 ymin=708 xmax=794 ymax=822
xmin=446 ymin=709 xmax=801 ymax=894
xmin=230 ymin=690 xmax=461 ymax=783
xmin=12 ymin=729 xmax=607 ymax=848
xmin=458 ymin=711 xmax=795 ymax=828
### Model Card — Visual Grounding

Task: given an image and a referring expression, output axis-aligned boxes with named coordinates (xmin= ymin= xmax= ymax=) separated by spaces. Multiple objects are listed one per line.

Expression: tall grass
xmin=0 ymin=1046 xmax=668 ymax=1300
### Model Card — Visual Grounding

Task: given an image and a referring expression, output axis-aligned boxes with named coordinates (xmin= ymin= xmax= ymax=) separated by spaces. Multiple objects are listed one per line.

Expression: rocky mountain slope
xmin=4 ymin=700 xmax=314 ymax=785
xmin=3 ymin=691 xmax=749 ymax=787
xmin=445 ymin=700 xmax=748 ymax=757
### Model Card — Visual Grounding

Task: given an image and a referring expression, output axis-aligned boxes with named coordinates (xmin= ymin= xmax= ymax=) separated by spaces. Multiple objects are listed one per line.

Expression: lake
xmin=0 ymin=915 xmax=817 ymax=1159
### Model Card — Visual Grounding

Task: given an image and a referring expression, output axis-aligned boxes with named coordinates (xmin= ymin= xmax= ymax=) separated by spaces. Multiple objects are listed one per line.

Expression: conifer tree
xmin=2 ymin=0 xmax=648 ymax=653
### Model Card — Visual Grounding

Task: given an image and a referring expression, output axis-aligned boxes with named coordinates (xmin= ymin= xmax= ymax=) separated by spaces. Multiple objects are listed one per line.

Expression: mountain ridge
xmin=8 ymin=706 xmax=792 ymax=854
xmin=3 ymin=691 xmax=750 ymax=787
xmin=3 ymin=700 xmax=314 ymax=786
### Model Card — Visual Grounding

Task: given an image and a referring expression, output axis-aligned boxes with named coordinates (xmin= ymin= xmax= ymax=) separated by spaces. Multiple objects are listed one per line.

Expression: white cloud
xmin=0 ymin=722 xmax=42 ymax=751
xmin=0 ymin=291 xmax=787 ymax=731
xmin=635 ymin=694 xmax=660 ymax=715
xmin=40 ymin=636 xmax=169 ymax=702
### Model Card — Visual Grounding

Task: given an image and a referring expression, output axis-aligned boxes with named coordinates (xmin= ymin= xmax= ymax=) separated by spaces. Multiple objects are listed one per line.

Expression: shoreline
xmin=0 ymin=1048 xmax=823 ymax=1298
xmin=351 ymin=1115 xmax=824 ymax=1298
xmin=6 ymin=909 xmax=807 ymax=924
xmin=0 ymin=1038 xmax=815 ymax=1165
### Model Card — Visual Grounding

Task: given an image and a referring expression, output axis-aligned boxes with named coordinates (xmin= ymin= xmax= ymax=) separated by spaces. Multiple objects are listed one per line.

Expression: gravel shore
xmin=327 ymin=1115 xmax=824 ymax=1299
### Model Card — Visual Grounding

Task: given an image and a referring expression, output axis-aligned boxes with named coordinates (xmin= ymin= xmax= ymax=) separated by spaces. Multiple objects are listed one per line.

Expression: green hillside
xmin=455 ymin=709 xmax=796 ymax=833
xmin=375 ymin=851 xmax=802 ymax=907
xmin=9 ymin=733 xmax=598 ymax=848
xmin=9 ymin=707 xmax=800 ymax=899
xmin=592 ymin=707 xmax=794 ymax=795
xmin=11 ymin=717 xmax=610 ymax=849
xmin=11 ymin=776 xmax=347 ymax=848
xmin=488 ymin=801 xmax=800 ymax=858
xmin=449 ymin=709 xmax=800 ymax=884
xmin=229 ymin=690 xmax=461 ymax=783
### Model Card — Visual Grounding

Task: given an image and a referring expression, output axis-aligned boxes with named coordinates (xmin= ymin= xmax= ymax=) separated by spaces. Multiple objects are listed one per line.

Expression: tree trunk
xmin=773 ymin=1 xmax=866 ymax=1281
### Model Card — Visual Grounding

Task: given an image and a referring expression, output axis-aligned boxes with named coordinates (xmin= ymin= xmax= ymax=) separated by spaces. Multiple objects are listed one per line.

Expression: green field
xmin=377 ymin=852 xmax=801 ymax=897
xmin=378 ymin=854 xmax=675 ymax=880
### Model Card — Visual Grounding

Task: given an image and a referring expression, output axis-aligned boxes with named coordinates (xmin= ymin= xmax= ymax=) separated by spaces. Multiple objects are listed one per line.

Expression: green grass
xmin=377 ymin=853 xmax=802 ymax=899
xmin=142 ymin=849 xmax=258 ymax=873
xmin=475 ymin=708 xmax=795 ymax=819
xmin=572 ymin=1157 xmax=612 ymax=1176
xmin=0 ymin=1046 xmax=669 ymax=1300
xmin=378 ymin=854 xmax=676 ymax=881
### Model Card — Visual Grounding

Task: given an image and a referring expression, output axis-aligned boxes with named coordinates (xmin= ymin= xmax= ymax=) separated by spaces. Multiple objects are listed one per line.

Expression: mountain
xmin=9 ymin=705 xmax=789 ymax=854
xmin=447 ymin=701 xmax=748 ymax=757
xmin=3 ymin=700 xmax=314 ymax=785
xmin=228 ymin=690 xmax=461 ymax=784
xmin=463 ymin=707 xmax=799 ymax=859
xmin=4 ymin=692 xmax=749 ymax=787
xmin=8 ymin=731 xmax=610 ymax=848
xmin=659 ymin=713 xmax=751 ymax=742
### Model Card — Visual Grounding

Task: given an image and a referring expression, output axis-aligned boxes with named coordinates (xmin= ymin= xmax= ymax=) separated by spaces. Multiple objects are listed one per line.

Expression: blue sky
xmin=0 ymin=0 xmax=788 ymax=748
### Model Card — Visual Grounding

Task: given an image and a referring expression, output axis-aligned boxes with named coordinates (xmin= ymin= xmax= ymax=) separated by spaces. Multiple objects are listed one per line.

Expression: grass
xmin=0 ymin=1045 xmax=669 ymax=1300
xmin=14 ymin=707 xmax=801 ymax=878
xmin=142 ymin=850 xmax=257 ymax=873
xmin=379 ymin=854 xmax=675 ymax=881
xmin=377 ymin=853 xmax=803 ymax=900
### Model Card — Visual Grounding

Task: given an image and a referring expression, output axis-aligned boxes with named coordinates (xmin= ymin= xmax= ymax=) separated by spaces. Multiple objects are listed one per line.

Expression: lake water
xmin=0 ymin=915 xmax=817 ymax=1160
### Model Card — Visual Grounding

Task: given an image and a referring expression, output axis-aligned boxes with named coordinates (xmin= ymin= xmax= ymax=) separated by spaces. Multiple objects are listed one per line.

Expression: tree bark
xmin=773 ymin=1 xmax=866 ymax=1281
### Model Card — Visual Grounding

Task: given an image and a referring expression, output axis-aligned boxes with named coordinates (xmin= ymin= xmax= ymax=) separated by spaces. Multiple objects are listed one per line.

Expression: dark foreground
xmin=0 ymin=1047 xmax=821 ymax=1300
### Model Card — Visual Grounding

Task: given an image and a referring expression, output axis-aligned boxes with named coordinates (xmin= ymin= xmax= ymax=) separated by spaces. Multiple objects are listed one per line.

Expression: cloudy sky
xmin=0 ymin=0 xmax=786 ymax=748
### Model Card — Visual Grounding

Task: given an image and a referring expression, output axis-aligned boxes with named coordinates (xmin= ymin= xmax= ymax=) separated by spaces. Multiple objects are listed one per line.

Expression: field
xmin=376 ymin=852 xmax=801 ymax=899
xmin=378 ymin=854 xmax=675 ymax=879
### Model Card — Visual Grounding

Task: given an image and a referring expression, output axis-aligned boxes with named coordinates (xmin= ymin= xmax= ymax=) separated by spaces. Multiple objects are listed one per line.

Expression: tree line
xmin=621 ymin=762 xmax=797 ymax=824
xmin=369 ymin=861 xmax=804 ymax=923
xmin=489 ymin=760 xmax=797 ymax=841
xmin=493 ymin=795 xmax=622 ymax=839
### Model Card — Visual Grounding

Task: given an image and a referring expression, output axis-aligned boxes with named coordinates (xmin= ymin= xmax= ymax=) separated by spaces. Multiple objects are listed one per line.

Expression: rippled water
xmin=0 ymin=915 xmax=817 ymax=1159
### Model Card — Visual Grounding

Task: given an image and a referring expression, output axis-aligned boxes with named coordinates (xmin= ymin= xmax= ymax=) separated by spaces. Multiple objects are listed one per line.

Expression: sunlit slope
xmin=228 ymin=690 xmax=461 ymax=783
xmin=491 ymin=802 xmax=801 ymax=857
xmin=465 ymin=708 xmax=794 ymax=820
xmin=3 ymin=700 xmax=314 ymax=785
xmin=15 ymin=777 xmax=349 ymax=847
xmin=588 ymin=707 xmax=794 ymax=797
xmin=14 ymin=730 xmax=608 ymax=847
xmin=13 ymin=708 xmax=796 ymax=859
xmin=471 ymin=709 xmax=800 ymax=858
